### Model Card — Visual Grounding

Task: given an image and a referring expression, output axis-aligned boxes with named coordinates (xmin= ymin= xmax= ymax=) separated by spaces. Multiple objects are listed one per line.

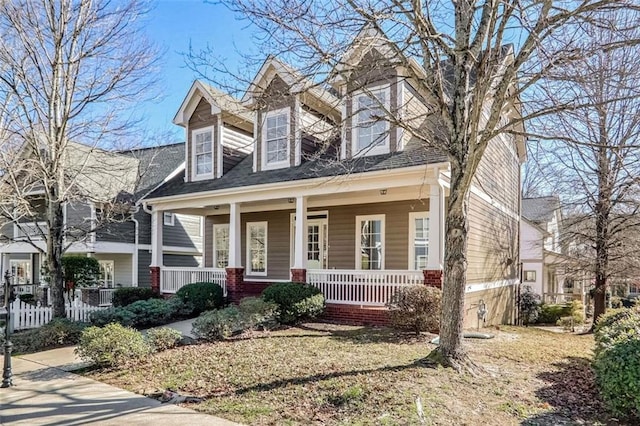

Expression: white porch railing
xmin=307 ymin=269 xmax=424 ymax=306
xmin=99 ymin=288 xmax=115 ymax=306
xmin=160 ymin=267 xmax=227 ymax=296
xmin=7 ymin=299 xmax=107 ymax=331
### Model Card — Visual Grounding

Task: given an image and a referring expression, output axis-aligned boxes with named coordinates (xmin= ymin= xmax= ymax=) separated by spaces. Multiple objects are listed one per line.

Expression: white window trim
xmin=163 ymin=212 xmax=175 ymax=226
xmin=98 ymin=260 xmax=115 ymax=288
xmin=353 ymin=85 xmax=391 ymax=158
xmin=524 ymin=270 xmax=537 ymax=282
xmin=261 ymin=107 xmax=291 ymax=171
xmin=213 ymin=223 xmax=230 ymax=269
xmin=289 ymin=211 xmax=329 ymax=268
xmin=408 ymin=212 xmax=429 ymax=270
xmin=191 ymin=126 xmax=215 ymax=181
xmin=355 ymin=214 xmax=385 ymax=270
xmin=246 ymin=221 xmax=268 ymax=276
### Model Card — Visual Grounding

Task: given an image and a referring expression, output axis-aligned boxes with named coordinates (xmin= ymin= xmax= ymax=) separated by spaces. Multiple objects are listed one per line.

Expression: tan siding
xmin=474 ymin=134 xmax=520 ymax=213
xmin=327 ymin=200 xmax=429 ymax=270
xmin=463 ymin=285 xmax=515 ymax=328
xmin=467 ymin=193 xmax=519 ymax=284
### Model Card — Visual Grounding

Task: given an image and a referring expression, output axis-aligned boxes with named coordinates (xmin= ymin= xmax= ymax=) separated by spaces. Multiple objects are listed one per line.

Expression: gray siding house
xmin=141 ymin=30 xmax=525 ymax=328
xmin=0 ymin=142 xmax=202 ymax=296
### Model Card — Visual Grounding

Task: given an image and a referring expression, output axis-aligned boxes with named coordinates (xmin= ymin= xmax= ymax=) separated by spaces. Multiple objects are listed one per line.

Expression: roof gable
xmin=173 ymin=80 xmax=253 ymax=127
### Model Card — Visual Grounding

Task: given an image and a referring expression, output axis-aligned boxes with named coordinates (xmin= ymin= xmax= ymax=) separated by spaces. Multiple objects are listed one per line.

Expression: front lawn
xmin=87 ymin=324 xmax=603 ymax=425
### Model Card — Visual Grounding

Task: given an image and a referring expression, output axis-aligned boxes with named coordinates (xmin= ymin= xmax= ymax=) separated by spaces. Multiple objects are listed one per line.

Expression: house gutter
xmin=130 ymin=205 xmax=140 ymax=287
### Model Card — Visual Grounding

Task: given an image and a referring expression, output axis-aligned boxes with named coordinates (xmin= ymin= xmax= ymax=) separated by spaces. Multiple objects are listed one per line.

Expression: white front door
xmin=291 ymin=214 xmax=328 ymax=270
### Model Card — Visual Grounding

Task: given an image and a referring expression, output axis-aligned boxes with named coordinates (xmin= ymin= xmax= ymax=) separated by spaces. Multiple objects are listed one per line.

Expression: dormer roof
xmin=173 ymin=80 xmax=253 ymax=130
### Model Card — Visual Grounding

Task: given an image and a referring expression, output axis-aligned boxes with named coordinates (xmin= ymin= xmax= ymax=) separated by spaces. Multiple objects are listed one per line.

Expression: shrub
xmin=238 ymin=297 xmax=279 ymax=329
xmin=176 ymin=282 xmax=224 ymax=315
xmin=89 ymin=307 xmax=136 ymax=327
xmin=538 ymin=303 xmax=573 ymax=324
xmin=18 ymin=293 xmax=35 ymax=304
xmin=518 ymin=285 xmax=541 ymax=326
xmin=146 ymin=327 xmax=182 ymax=351
xmin=387 ymin=285 xmax=442 ymax=334
xmin=594 ymin=308 xmax=640 ymax=354
xmin=112 ymin=287 xmax=160 ymax=307
xmin=166 ymin=296 xmax=195 ymax=319
xmin=76 ymin=323 xmax=151 ymax=367
xmin=262 ymin=282 xmax=325 ymax=324
xmin=2 ymin=319 xmax=86 ymax=355
xmin=126 ymin=299 xmax=173 ymax=327
xmin=192 ymin=306 xmax=245 ymax=341
xmin=593 ymin=337 xmax=640 ymax=420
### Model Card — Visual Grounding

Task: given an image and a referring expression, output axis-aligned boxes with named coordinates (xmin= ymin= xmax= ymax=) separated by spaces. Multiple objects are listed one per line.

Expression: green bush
xmin=176 ymin=282 xmax=224 ymax=316
xmin=89 ymin=307 xmax=136 ymax=327
xmin=537 ymin=302 xmax=583 ymax=324
xmin=1 ymin=319 xmax=86 ymax=355
xmin=112 ymin=287 xmax=160 ymax=307
xmin=238 ymin=297 xmax=279 ymax=329
xmin=146 ymin=327 xmax=182 ymax=351
xmin=387 ymin=285 xmax=442 ymax=334
xmin=593 ymin=338 xmax=640 ymax=420
xmin=166 ymin=296 xmax=195 ymax=319
xmin=594 ymin=308 xmax=640 ymax=354
xmin=518 ymin=286 xmax=541 ymax=326
xmin=76 ymin=323 xmax=151 ymax=367
xmin=126 ymin=299 xmax=173 ymax=328
xmin=192 ymin=306 xmax=245 ymax=341
xmin=262 ymin=282 xmax=325 ymax=324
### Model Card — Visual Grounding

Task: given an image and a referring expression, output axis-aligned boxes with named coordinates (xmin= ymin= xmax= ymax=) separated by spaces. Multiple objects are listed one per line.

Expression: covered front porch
xmin=147 ymin=165 xmax=448 ymax=315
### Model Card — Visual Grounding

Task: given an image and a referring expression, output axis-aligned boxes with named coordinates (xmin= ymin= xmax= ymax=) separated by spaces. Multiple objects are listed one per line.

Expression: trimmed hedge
xmin=387 ymin=285 xmax=441 ymax=334
xmin=537 ymin=301 xmax=583 ymax=325
xmin=76 ymin=323 xmax=151 ymax=367
xmin=262 ymin=282 xmax=325 ymax=324
xmin=89 ymin=296 xmax=192 ymax=328
xmin=1 ymin=319 xmax=86 ymax=355
xmin=112 ymin=287 xmax=160 ymax=307
xmin=176 ymin=282 xmax=224 ymax=316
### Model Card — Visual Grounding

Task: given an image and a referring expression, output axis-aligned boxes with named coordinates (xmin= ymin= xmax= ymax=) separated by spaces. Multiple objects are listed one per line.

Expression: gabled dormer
xmin=174 ymin=81 xmax=254 ymax=182
xmin=331 ymin=27 xmax=432 ymax=160
xmin=242 ymin=56 xmax=340 ymax=172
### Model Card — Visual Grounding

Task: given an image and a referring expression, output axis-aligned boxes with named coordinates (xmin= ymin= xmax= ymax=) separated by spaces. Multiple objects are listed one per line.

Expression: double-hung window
xmin=409 ymin=212 xmax=429 ymax=270
xmin=247 ymin=222 xmax=267 ymax=275
xmin=213 ymin=224 xmax=229 ymax=268
xmin=99 ymin=260 xmax=115 ymax=288
xmin=192 ymin=127 xmax=213 ymax=179
xmin=356 ymin=215 xmax=385 ymax=270
xmin=354 ymin=86 xmax=390 ymax=156
xmin=263 ymin=108 xmax=289 ymax=169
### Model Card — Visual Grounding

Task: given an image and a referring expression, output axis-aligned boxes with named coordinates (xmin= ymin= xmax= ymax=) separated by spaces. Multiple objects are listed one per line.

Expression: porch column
xmin=150 ymin=208 xmax=163 ymax=294
xmin=291 ymin=196 xmax=308 ymax=283
xmin=226 ymin=202 xmax=244 ymax=303
xmin=425 ymin=184 xmax=444 ymax=288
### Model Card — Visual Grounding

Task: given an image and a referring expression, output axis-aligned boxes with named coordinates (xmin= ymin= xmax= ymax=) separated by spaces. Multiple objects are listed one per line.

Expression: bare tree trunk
xmin=47 ymin=190 xmax=65 ymax=318
xmin=593 ymin=195 xmax=610 ymax=323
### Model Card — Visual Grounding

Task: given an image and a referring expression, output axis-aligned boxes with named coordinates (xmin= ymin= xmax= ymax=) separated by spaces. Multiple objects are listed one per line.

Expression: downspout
xmin=130 ymin=206 xmax=140 ymax=287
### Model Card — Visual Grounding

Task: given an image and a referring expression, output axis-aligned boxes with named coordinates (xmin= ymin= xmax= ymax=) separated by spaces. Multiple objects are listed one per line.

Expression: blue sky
xmin=141 ymin=0 xmax=255 ymax=142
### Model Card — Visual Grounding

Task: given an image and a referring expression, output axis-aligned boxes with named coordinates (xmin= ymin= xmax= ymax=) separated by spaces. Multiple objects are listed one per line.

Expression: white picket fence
xmin=307 ymin=269 xmax=424 ymax=306
xmin=7 ymin=299 xmax=108 ymax=331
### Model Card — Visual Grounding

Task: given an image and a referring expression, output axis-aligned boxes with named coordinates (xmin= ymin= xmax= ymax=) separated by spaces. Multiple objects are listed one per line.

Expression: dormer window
xmin=192 ymin=126 xmax=214 ymax=180
xmin=262 ymin=107 xmax=290 ymax=170
xmin=354 ymin=85 xmax=390 ymax=156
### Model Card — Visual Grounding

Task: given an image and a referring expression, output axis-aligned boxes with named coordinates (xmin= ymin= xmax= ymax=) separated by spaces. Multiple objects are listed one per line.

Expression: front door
xmin=306 ymin=219 xmax=328 ymax=269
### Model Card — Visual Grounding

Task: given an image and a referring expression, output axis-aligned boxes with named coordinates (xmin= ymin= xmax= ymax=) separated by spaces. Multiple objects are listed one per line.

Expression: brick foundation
xmin=423 ymin=269 xmax=443 ymax=289
xmin=150 ymin=266 xmax=160 ymax=294
xmin=242 ymin=281 xmax=273 ymax=297
xmin=225 ymin=267 xmax=245 ymax=303
xmin=290 ymin=268 xmax=307 ymax=283
xmin=321 ymin=303 xmax=389 ymax=326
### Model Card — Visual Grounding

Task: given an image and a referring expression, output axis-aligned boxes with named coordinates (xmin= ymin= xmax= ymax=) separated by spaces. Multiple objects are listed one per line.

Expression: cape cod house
xmin=0 ymin=142 xmax=202 ymax=305
xmin=143 ymin=35 xmax=525 ymax=327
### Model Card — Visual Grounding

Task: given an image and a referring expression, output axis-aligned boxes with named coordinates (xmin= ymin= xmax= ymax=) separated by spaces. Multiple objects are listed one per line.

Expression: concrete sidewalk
xmin=0 ymin=341 xmax=238 ymax=425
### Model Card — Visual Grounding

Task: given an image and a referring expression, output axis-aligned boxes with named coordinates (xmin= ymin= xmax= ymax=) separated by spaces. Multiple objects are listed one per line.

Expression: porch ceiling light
xmin=287 ymin=198 xmax=295 ymax=203
xmin=379 ymin=189 xmax=387 ymax=195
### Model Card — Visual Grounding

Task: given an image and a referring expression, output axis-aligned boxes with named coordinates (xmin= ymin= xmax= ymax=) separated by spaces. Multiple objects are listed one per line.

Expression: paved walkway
xmin=0 ymin=319 xmax=239 ymax=426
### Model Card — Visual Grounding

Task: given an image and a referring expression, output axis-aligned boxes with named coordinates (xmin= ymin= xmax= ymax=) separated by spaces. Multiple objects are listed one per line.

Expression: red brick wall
xmin=150 ymin=267 xmax=160 ymax=294
xmin=242 ymin=281 xmax=272 ymax=297
xmin=423 ymin=269 xmax=443 ymax=288
xmin=291 ymin=268 xmax=307 ymax=283
xmin=321 ymin=303 xmax=389 ymax=326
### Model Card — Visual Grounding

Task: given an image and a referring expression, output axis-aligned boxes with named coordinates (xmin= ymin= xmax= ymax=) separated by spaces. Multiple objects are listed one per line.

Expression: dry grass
xmin=87 ymin=324 xmax=606 ymax=425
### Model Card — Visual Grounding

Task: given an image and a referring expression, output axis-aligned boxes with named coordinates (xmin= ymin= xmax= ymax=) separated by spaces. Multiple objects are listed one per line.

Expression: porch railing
xmin=160 ymin=267 xmax=227 ymax=296
xmin=99 ymin=288 xmax=115 ymax=306
xmin=307 ymin=269 xmax=424 ymax=306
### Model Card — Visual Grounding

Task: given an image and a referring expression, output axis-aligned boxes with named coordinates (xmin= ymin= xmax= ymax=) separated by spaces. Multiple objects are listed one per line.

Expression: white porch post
xmin=150 ymin=209 xmax=163 ymax=267
xmin=293 ymin=196 xmax=308 ymax=270
xmin=228 ymin=202 xmax=242 ymax=267
xmin=427 ymin=185 xmax=443 ymax=270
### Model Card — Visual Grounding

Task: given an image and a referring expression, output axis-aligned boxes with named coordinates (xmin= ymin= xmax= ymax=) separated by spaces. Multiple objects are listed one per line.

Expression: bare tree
xmin=531 ymin=10 xmax=640 ymax=323
xmin=0 ymin=0 xmax=157 ymax=318
xmin=192 ymin=1 xmax=637 ymax=371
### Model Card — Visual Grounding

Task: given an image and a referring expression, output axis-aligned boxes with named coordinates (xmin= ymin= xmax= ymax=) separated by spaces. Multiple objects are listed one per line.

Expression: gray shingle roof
xmin=147 ymin=141 xmax=448 ymax=199
xmin=120 ymin=143 xmax=185 ymax=200
xmin=522 ymin=196 xmax=561 ymax=223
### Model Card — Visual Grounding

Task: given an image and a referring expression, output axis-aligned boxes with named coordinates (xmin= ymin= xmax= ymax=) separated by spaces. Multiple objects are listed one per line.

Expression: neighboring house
xmin=142 ymin=33 xmax=525 ymax=328
xmin=520 ymin=195 xmax=585 ymax=303
xmin=0 ymin=142 xmax=202 ymax=303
